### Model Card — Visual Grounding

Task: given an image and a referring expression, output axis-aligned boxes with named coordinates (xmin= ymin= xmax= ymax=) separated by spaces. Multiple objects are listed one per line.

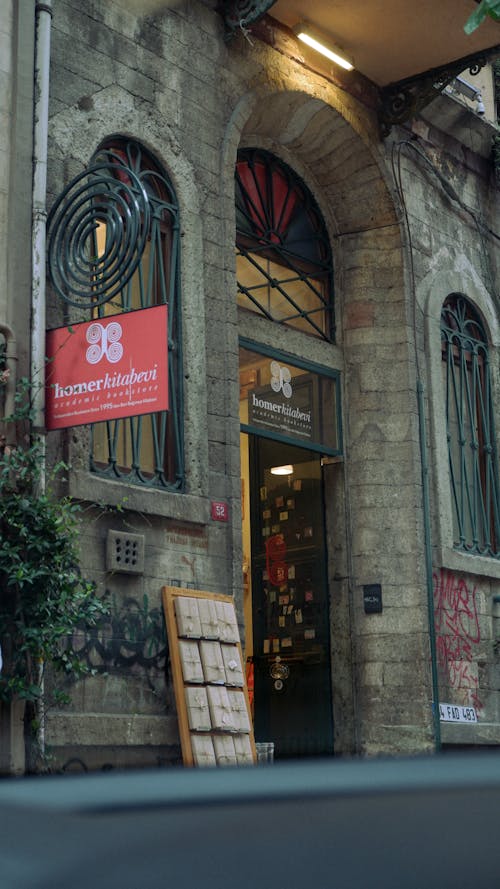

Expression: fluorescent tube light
xmin=295 ymin=24 xmax=353 ymax=71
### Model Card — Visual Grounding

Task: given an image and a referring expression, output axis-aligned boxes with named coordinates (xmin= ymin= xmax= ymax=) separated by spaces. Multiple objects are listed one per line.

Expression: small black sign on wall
xmin=363 ymin=584 xmax=383 ymax=614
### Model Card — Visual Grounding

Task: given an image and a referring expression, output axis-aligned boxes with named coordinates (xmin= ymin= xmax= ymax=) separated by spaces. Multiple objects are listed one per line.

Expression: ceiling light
xmin=295 ymin=23 xmax=354 ymax=71
xmin=270 ymin=464 xmax=294 ymax=476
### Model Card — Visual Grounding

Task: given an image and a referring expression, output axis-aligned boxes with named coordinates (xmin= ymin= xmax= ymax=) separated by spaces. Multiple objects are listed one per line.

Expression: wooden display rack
xmin=162 ymin=586 xmax=257 ymax=767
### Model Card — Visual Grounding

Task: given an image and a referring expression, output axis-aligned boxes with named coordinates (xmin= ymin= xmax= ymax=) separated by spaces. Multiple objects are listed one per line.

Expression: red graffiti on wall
xmin=433 ymin=568 xmax=483 ymax=713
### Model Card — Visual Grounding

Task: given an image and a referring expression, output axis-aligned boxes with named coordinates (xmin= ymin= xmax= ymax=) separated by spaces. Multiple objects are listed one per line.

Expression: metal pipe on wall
xmin=417 ymin=380 xmax=441 ymax=751
xmin=30 ymin=0 xmax=53 ymax=762
xmin=31 ymin=0 xmax=52 ymax=436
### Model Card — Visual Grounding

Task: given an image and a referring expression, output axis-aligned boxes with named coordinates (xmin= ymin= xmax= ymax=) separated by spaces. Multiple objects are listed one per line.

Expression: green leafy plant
xmin=0 ymin=377 xmax=108 ymax=771
xmin=465 ymin=0 xmax=500 ymax=34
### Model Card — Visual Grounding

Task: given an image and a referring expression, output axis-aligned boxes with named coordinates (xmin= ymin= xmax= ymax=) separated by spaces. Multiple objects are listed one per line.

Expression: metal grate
xmin=87 ymin=139 xmax=183 ymax=490
xmin=47 ymin=157 xmax=150 ymax=309
xmin=106 ymin=529 xmax=145 ymax=574
xmin=441 ymin=294 xmax=500 ymax=557
xmin=235 ymin=148 xmax=334 ymax=341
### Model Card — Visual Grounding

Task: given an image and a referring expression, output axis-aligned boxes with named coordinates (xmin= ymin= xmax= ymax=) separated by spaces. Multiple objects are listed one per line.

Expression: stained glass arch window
xmin=235 ymin=149 xmax=334 ymax=341
xmin=441 ymin=294 xmax=500 ymax=557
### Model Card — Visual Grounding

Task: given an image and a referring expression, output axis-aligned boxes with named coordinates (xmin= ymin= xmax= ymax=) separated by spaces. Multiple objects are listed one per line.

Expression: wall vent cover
xmin=106 ymin=530 xmax=145 ymax=574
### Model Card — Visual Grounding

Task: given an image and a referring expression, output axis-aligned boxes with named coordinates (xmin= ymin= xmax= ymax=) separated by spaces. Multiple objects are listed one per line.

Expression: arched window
xmin=235 ymin=149 xmax=334 ymax=341
xmin=441 ymin=294 xmax=500 ymax=556
xmin=89 ymin=138 xmax=183 ymax=489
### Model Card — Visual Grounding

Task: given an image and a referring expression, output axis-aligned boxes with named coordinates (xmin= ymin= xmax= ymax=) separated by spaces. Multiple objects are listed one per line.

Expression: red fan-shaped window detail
xmin=236 ymin=159 xmax=297 ymax=244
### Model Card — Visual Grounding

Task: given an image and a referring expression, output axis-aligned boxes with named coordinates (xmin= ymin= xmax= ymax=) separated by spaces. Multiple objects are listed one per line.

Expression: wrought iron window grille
xmin=441 ymin=295 xmax=500 ymax=558
xmin=235 ymin=148 xmax=334 ymax=341
xmin=78 ymin=139 xmax=184 ymax=491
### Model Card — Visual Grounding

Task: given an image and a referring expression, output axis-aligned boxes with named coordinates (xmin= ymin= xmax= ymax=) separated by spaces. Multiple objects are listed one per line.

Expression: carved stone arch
xmin=222 ymin=86 xmax=399 ymax=238
xmin=221 ymin=85 xmax=406 ymax=378
xmin=49 ymin=86 xmax=201 ymax=231
xmin=417 ymin=265 xmax=500 ymax=350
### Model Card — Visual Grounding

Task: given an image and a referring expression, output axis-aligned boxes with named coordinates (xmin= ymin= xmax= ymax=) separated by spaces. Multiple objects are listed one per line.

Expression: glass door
xmin=243 ymin=435 xmax=333 ymax=758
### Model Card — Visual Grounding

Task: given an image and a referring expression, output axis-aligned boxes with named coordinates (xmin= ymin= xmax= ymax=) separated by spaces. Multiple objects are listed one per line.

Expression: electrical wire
xmin=391 ymin=136 xmax=499 ymax=376
xmin=393 ymin=138 xmax=499 ymax=297
xmin=390 ymin=139 xmax=421 ymax=377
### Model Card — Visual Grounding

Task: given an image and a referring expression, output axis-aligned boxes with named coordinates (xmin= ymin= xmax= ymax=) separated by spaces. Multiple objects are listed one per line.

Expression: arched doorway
xmin=226 ymin=81 xmax=406 ymax=757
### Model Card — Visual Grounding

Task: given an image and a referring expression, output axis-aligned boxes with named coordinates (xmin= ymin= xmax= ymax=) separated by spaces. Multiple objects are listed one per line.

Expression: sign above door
xmin=239 ymin=340 xmax=342 ymax=455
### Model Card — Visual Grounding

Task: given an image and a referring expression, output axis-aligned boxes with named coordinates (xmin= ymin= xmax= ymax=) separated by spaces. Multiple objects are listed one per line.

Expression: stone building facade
xmin=2 ymin=0 xmax=500 ymax=772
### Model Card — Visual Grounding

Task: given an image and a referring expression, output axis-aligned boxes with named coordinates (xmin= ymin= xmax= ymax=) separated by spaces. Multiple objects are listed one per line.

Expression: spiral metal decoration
xmin=469 ymin=56 xmax=487 ymax=78
xmin=47 ymin=159 xmax=151 ymax=308
xmin=379 ymin=49 xmax=490 ymax=136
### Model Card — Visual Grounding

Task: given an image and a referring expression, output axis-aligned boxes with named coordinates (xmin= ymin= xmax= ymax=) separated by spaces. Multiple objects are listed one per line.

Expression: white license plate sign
xmin=439 ymin=703 xmax=477 ymax=723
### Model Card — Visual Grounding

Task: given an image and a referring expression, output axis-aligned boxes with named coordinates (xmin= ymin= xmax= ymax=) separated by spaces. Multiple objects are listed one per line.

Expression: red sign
xmin=211 ymin=501 xmax=229 ymax=522
xmin=45 ymin=305 xmax=168 ymax=430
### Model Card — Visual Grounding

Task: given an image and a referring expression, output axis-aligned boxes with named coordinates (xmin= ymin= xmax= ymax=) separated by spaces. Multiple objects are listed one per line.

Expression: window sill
xmin=70 ymin=470 xmax=210 ymax=524
xmin=439 ymin=545 xmax=500 ymax=581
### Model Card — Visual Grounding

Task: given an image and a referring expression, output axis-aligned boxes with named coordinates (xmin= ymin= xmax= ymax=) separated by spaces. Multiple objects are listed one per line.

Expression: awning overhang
xmin=222 ymin=1 xmax=500 ymax=134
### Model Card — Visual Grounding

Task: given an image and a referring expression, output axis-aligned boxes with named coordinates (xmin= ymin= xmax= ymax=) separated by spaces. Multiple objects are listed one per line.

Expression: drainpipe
xmin=31 ymin=0 xmax=52 ymax=438
xmin=417 ymin=380 xmax=441 ymax=751
xmin=30 ymin=0 xmax=53 ymax=763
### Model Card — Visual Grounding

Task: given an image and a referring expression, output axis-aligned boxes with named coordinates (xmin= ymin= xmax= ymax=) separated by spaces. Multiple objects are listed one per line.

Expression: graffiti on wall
xmin=433 ymin=568 xmax=483 ymax=713
xmin=73 ymin=592 xmax=167 ymax=673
